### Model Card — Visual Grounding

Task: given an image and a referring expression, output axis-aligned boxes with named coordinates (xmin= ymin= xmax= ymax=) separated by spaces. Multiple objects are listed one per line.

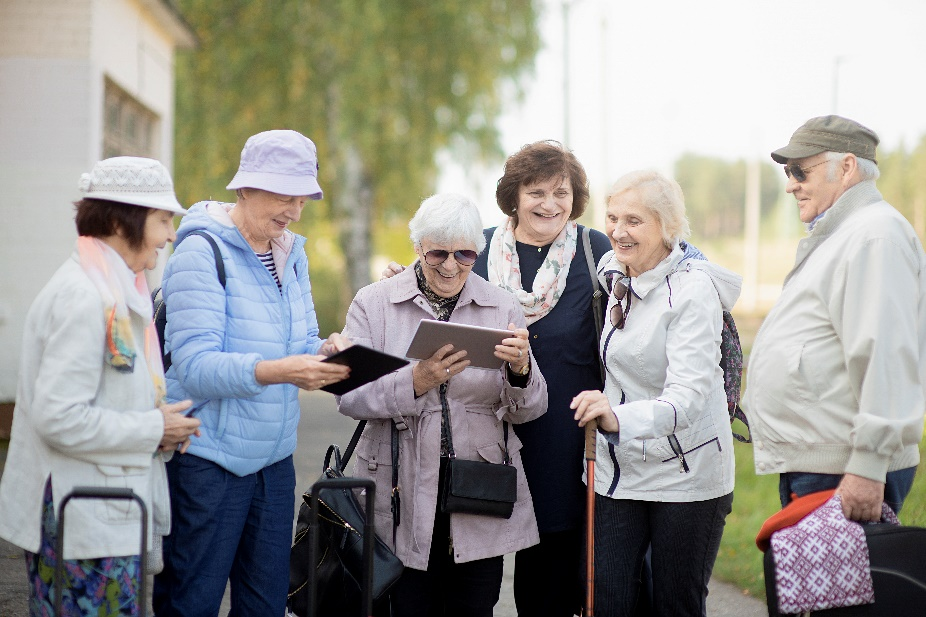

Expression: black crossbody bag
xmin=438 ymin=385 xmax=517 ymax=519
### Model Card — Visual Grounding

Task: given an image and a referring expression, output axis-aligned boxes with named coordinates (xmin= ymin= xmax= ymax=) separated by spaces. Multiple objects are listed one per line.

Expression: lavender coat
xmin=338 ymin=266 xmax=547 ymax=570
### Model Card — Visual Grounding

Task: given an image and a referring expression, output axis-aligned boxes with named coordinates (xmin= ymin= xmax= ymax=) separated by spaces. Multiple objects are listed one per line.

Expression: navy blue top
xmin=474 ymin=225 xmax=611 ymax=533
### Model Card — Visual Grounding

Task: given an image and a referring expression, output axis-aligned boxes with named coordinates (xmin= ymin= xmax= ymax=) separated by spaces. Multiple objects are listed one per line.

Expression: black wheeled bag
xmin=54 ymin=487 xmax=149 ymax=617
xmin=764 ymin=524 xmax=926 ymax=616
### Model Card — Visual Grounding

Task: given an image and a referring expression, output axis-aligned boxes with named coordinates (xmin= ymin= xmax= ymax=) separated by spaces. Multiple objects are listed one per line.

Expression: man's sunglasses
xmin=424 ymin=249 xmax=478 ymax=267
xmin=783 ymin=160 xmax=827 ymax=182
xmin=610 ymin=278 xmax=631 ymax=329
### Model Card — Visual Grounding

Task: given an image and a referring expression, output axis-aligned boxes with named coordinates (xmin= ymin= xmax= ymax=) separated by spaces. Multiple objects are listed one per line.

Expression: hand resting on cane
xmin=571 ymin=390 xmax=619 ymax=433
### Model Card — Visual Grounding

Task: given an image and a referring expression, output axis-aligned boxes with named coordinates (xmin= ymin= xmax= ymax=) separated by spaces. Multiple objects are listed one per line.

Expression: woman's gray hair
xmin=826 ymin=151 xmax=880 ymax=181
xmin=605 ymin=170 xmax=690 ymax=245
xmin=409 ymin=193 xmax=487 ymax=253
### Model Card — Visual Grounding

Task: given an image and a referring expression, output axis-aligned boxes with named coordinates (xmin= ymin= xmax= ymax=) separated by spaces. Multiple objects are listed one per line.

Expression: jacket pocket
xmin=94 ymin=464 xmax=149 ymax=522
xmin=660 ymin=436 xmax=722 ymax=465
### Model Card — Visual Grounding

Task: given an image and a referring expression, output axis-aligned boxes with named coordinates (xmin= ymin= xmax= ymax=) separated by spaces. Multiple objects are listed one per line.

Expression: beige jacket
xmin=744 ymin=181 xmax=926 ymax=482
xmin=337 ymin=266 xmax=547 ymax=570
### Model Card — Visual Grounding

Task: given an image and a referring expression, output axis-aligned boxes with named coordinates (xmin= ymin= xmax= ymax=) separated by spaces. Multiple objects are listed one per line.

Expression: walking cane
xmin=584 ymin=418 xmax=597 ymax=617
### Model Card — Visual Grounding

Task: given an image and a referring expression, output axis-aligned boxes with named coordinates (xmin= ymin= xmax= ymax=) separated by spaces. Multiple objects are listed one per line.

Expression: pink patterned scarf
xmin=486 ymin=217 xmax=577 ymax=325
xmin=76 ymin=236 xmax=166 ymax=406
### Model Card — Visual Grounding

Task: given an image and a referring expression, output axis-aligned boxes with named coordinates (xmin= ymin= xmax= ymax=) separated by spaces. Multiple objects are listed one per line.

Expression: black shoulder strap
xmin=340 ymin=420 xmax=366 ymax=471
xmin=340 ymin=419 xmax=402 ymax=540
xmin=186 ymin=230 xmax=226 ymax=288
xmin=582 ymin=226 xmax=606 ymax=383
xmin=159 ymin=230 xmax=227 ymax=371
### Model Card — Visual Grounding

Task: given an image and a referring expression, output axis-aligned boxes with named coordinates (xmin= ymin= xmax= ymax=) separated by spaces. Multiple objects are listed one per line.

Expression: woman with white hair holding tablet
xmin=338 ymin=193 xmax=548 ymax=616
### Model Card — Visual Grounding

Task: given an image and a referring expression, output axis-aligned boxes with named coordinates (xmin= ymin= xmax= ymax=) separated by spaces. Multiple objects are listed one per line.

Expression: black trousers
xmin=387 ymin=459 xmax=504 ymax=617
xmin=593 ymin=492 xmax=734 ymax=617
xmin=513 ymin=529 xmax=583 ymax=617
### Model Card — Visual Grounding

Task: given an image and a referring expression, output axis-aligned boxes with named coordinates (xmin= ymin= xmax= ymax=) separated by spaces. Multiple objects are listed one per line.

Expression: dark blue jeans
xmin=593 ymin=492 xmax=734 ymax=617
xmin=778 ymin=467 xmax=917 ymax=516
xmin=152 ymin=453 xmax=296 ymax=617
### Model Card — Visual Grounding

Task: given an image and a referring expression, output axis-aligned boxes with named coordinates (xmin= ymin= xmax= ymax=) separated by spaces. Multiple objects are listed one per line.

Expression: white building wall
xmin=0 ymin=0 xmax=189 ymax=400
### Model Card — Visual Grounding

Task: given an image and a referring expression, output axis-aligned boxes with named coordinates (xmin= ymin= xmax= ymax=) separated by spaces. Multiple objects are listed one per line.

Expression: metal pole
xmin=743 ymin=158 xmax=761 ymax=313
xmin=832 ymin=55 xmax=845 ymax=114
xmin=563 ymin=0 xmax=571 ymax=146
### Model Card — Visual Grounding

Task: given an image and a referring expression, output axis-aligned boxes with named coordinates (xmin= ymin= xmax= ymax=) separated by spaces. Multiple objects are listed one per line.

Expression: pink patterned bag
xmin=770 ymin=494 xmax=899 ymax=614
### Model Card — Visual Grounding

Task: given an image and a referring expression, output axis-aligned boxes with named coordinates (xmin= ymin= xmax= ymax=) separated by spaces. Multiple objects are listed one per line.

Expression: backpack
xmin=587 ymin=237 xmax=751 ymax=443
xmin=152 ymin=230 xmax=226 ymax=372
xmin=720 ymin=311 xmax=750 ymax=443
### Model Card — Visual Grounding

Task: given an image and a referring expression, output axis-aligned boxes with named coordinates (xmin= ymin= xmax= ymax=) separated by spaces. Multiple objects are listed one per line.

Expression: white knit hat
xmin=78 ymin=156 xmax=187 ymax=215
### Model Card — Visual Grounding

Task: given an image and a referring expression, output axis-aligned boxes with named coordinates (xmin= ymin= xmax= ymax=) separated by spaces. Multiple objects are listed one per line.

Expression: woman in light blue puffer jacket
xmin=152 ymin=130 xmax=350 ymax=617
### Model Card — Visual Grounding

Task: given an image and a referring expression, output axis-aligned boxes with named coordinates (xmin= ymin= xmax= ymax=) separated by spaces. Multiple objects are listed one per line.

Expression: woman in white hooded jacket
xmin=572 ymin=170 xmax=740 ymax=617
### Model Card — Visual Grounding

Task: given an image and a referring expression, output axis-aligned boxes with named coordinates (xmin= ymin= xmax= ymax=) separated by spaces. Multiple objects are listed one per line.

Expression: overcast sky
xmin=440 ymin=0 xmax=926 ymax=225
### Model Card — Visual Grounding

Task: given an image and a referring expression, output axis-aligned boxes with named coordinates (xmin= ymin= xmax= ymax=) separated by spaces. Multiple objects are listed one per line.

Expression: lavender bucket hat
xmin=226 ymin=129 xmax=323 ymax=199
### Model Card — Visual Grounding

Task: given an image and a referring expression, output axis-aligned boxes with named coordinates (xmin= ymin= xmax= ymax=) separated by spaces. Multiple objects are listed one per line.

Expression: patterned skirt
xmin=24 ymin=477 xmax=141 ymax=617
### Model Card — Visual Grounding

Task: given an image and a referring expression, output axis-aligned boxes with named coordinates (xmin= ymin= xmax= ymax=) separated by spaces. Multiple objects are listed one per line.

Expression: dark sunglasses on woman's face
xmin=782 ymin=159 xmax=827 ymax=182
xmin=610 ymin=278 xmax=631 ymax=329
xmin=424 ymin=249 xmax=478 ymax=267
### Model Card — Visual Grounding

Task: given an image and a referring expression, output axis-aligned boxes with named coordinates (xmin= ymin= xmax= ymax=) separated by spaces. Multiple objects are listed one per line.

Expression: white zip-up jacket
xmin=744 ymin=181 xmax=925 ymax=482
xmin=591 ymin=243 xmax=740 ymax=502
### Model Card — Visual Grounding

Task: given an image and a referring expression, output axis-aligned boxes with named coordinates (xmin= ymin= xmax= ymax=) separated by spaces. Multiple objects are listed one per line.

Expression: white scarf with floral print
xmin=486 ymin=217 xmax=577 ymax=325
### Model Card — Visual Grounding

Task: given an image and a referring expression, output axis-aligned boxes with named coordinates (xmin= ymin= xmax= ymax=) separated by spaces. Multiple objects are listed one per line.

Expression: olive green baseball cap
xmin=771 ymin=115 xmax=879 ymax=164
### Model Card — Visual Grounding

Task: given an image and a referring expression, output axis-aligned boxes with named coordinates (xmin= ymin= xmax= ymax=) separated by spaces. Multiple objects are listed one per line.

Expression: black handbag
xmin=287 ymin=421 xmax=404 ymax=617
xmin=439 ymin=385 xmax=517 ymax=519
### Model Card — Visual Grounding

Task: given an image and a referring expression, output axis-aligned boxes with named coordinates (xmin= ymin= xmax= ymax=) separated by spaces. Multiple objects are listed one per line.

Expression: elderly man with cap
xmin=152 ymin=130 xmax=351 ymax=617
xmin=743 ymin=115 xmax=926 ymax=523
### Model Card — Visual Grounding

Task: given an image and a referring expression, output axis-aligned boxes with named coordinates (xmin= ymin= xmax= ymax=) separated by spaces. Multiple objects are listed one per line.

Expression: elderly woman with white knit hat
xmin=152 ymin=130 xmax=351 ymax=617
xmin=0 ymin=156 xmax=202 ymax=616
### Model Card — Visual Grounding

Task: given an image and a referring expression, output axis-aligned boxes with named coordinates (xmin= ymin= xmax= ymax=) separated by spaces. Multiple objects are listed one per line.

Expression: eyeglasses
xmin=783 ymin=160 xmax=827 ymax=182
xmin=423 ymin=249 xmax=478 ymax=267
xmin=610 ymin=278 xmax=632 ymax=329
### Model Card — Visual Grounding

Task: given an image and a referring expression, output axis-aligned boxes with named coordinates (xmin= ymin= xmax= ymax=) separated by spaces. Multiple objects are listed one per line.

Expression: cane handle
xmin=584 ymin=419 xmax=597 ymax=460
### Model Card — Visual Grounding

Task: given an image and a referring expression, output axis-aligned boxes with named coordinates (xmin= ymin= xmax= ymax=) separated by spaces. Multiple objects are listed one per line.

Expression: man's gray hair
xmin=826 ymin=151 xmax=880 ymax=181
xmin=409 ymin=193 xmax=487 ymax=253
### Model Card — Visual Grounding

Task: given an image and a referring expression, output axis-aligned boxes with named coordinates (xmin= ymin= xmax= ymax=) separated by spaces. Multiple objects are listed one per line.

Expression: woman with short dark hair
xmin=0 ymin=156 xmax=201 ymax=616
xmin=382 ymin=141 xmax=612 ymax=616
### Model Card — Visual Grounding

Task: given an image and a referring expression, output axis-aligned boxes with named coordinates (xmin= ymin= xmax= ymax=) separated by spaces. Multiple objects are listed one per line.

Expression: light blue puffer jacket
xmin=163 ymin=201 xmax=324 ymax=476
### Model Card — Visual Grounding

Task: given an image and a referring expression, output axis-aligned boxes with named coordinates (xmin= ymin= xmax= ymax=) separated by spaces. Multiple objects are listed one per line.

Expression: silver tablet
xmin=405 ymin=319 xmax=512 ymax=370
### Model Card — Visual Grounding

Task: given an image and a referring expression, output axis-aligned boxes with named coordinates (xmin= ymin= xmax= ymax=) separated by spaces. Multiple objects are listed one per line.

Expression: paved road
xmin=0 ymin=390 xmax=765 ymax=616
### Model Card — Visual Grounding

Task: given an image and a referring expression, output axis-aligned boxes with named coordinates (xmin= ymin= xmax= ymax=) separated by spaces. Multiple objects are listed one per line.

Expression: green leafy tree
xmin=172 ymin=0 xmax=539 ymax=331
xmin=878 ymin=135 xmax=926 ymax=241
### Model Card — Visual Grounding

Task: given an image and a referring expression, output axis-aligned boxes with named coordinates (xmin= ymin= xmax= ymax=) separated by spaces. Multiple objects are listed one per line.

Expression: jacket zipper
xmin=661 ymin=436 xmax=721 ymax=468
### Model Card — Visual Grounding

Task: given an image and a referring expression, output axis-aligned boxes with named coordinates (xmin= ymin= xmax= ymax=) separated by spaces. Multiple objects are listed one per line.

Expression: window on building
xmin=103 ymin=79 xmax=160 ymax=159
